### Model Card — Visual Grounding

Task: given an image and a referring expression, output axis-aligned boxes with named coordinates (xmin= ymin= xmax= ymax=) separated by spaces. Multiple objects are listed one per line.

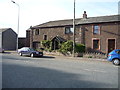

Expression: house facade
xmin=0 ymin=28 xmax=17 ymax=50
xmin=28 ymin=12 xmax=120 ymax=54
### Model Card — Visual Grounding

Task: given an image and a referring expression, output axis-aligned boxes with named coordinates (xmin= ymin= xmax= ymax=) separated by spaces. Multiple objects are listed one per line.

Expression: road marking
xmin=84 ymin=68 xmax=106 ymax=73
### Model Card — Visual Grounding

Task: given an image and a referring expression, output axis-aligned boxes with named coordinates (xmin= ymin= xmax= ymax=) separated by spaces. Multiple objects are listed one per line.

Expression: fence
xmin=44 ymin=51 xmax=107 ymax=59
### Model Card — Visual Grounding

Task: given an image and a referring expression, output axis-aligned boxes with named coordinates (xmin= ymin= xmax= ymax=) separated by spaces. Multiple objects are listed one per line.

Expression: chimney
xmin=83 ymin=11 xmax=87 ymax=19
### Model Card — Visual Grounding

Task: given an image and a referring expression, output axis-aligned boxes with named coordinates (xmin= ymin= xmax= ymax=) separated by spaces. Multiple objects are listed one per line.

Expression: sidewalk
xmin=4 ymin=50 xmax=107 ymax=62
xmin=4 ymin=50 xmax=17 ymax=54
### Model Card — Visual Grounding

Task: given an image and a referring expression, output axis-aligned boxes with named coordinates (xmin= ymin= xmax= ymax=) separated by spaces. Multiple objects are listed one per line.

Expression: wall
xmin=18 ymin=38 xmax=26 ymax=49
xmin=29 ymin=22 xmax=120 ymax=54
xmin=2 ymin=29 xmax=17 ymax=50
xmin=84 ymin=22 xmax=119 ymax=53
xmin=26 ymin=30 xmax=30 ymax=47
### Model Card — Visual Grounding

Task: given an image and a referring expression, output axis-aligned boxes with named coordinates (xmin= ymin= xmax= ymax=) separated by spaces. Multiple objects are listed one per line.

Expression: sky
xmin=0 ymin=0 xmax=119 ymax=37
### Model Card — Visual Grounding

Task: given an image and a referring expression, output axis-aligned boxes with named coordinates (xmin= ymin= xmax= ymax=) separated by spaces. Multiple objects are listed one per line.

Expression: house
xmin=0 ymin=28 xmax=17 ymax=50
xmin=28 ymin=11 xmax=120 ymax=54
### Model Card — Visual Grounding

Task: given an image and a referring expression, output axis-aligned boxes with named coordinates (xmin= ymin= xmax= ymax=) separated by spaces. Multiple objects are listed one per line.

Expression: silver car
xmin=0 ymin=48 xmax=4 ymax=53
xmin=18 ymin=47 xmax=43 ymax=57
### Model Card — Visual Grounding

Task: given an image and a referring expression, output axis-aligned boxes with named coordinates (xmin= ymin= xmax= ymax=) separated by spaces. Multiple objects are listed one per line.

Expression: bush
xmin=75 ymin=43 xmax=85 ymax=53
xmin=41 ymin=40 xmax=52 ymax=51
xmin=59 ymin=40 xmax=85 ymax=55
xmin=59 ymin=40 xmax=73 ymax=54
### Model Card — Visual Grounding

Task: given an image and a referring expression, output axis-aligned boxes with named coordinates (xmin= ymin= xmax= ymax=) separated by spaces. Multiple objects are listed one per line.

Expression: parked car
xmin=18 ymin=47 xmax=43 ymax=57
xmin=107 ymin=49 xmax=120 ymax=65
xmin=0 ymin=48 xmax=4 ymax=53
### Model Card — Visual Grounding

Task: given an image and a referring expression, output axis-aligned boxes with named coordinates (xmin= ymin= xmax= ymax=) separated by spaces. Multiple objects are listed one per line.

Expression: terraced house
xmin=28 ymin=12 xmax=120 ymax=54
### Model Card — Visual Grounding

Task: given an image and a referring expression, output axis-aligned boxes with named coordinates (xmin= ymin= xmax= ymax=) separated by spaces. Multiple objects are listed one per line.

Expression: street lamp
xmin=73 ymin=0 xmax=75 ymax=57
xmin=11 ymin=0 xmax=20 ymax=51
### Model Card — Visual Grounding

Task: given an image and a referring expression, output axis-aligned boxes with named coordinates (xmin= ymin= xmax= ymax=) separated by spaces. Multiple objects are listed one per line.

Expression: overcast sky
xmin=0 ymin=0 xmax=119 ymax=37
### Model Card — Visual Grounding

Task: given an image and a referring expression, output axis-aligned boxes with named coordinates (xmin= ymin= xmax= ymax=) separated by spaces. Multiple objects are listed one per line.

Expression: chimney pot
xmin=83 ymin=11 xmax=87 ymax=19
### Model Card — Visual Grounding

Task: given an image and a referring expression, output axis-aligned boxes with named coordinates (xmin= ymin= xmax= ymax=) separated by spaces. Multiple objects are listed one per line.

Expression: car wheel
xmin=112 ymin=59 xmax=120 ymax=65
xmin=19 ymin=52 xmax=22 ymax=56
xmin=31 ymin=53 xmax=34 ymax=57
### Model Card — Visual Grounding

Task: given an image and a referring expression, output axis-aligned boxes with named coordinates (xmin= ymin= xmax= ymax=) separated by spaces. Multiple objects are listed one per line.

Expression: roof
xmin=0 ymin=28 xmax=11 ymax=32
xmin=0 ymin=28 xmax=17 ymax=35
xmin=52 ymin=36 xmax=66 ymax=42
xmin=33 ymin=15 xmax=119 ymax=28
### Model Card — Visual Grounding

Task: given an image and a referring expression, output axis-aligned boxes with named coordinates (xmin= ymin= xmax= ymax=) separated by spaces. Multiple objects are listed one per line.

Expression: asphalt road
xmin=2 ymin=53 xmax=119 ymax=88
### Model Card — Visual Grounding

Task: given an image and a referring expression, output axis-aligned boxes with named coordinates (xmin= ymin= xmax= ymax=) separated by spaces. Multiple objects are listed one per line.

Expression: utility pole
xmin=73 ymin=0 xmax=75 ymax=57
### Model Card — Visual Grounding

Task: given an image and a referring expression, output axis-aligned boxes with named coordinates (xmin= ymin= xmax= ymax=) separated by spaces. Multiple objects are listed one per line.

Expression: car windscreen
xmin=29 ymin=48 xmax=35 ymax=51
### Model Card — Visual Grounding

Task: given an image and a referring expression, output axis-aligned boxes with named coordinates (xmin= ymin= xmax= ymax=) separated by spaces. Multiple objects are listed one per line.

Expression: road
xmin=2 ymin=53 xmax=119 ymax=88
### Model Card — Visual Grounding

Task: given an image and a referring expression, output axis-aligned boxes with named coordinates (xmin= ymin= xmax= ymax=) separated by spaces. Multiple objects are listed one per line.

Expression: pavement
xmin=3 ymin=50 xmax=108 ymax=62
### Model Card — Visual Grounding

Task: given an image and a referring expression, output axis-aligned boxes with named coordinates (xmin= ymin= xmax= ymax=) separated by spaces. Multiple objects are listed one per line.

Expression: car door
xmin=118 ymin=50 xmax=120 ymax=59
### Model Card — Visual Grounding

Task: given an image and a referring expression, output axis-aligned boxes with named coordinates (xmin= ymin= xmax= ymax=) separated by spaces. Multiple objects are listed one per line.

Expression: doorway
xmin=108 ymin=39 xmax=116 ymax=53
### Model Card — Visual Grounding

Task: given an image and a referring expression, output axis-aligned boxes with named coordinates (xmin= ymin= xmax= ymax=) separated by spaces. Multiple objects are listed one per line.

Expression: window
xmin=44 ymin=35 xmax=47 ymax=40
xmin=35 ymin=29 xmax=39 ymax=35
xmin=116 ymin=50 xmax=120 ymax=54
xmin=65 ymin=27 xmax=73 ymax=34
xmin=93 ymin=39 xmax=100 ymax=50
xmin=93 ymin=25 xmax=100 ymax=34
xmin=33 ymin=42 xmax=40 ymax=49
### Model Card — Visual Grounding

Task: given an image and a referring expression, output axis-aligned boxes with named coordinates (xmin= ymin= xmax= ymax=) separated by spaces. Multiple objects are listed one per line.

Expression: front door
xmin=108 ymin=39 xmax=116 ymax=53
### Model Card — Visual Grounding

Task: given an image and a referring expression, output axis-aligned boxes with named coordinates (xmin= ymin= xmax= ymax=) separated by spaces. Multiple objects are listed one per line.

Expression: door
xmin=118 ymin=50 xmax=120 ymax=58
xmin=108 ymin=39 xmax=115 ymax=53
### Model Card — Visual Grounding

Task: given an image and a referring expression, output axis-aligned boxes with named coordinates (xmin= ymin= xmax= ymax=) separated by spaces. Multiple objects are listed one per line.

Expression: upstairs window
xmin=65 ymin=27 xmax=74 ymax=34
xmin=93 ymin=25 xmax=100 ymax=34
xmin=35 ymin=29 xmax=39 ymax=35
xmin=44 ymin=35 xmax=47 ymax=40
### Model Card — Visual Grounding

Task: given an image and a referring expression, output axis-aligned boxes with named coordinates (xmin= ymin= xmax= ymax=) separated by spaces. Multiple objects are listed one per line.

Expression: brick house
xmin=28 ymin=12 xmax=120 ymax=54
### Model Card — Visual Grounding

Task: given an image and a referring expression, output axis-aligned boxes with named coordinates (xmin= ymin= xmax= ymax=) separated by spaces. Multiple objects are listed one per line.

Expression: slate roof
xmin=33 ymin=15 xmax=119 ymax=28
xmin=52 ymin=36 xmax=67 ymax=42
xmin=0 ymin=28 xmax=11 ymax=32
xmin=0 ymin=28 xmax=17 ymax=35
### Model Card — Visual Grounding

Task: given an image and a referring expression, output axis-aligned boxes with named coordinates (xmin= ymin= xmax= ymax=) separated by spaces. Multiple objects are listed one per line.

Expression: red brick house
xmin=28 ymin=12 xmax=120 ymax=54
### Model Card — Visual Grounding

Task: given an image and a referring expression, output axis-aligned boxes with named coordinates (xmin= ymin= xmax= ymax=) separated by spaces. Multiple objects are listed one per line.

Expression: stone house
xmin=28 ymin=12 xmax=120 ymax=54
xmin=0 ymin=28 xmax=17 ymax=50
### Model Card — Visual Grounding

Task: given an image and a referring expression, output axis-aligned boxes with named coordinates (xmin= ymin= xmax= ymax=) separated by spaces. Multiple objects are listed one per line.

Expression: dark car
xmin=18 ymin=47 xmax=43 ymax=57
xmin=107 ymin=49 xmax=120 ymax=65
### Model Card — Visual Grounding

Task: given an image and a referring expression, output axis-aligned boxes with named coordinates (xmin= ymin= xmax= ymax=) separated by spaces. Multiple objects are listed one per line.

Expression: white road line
xmin=84 ymin=68 xmax=107 ymax=73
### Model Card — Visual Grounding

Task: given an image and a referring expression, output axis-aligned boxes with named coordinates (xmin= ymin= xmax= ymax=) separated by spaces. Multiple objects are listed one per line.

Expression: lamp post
xmin=11 ymin=0 xmax=20 ymax=51
xmin=73 ymin=0 xmax=75 ymax=57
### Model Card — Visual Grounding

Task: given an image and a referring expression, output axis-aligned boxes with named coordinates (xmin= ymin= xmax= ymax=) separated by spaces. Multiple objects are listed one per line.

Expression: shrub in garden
xmin=75 ymin=43 xmax=85 ymax=53
xmin=41 ymin=40 xmax=52 ymax=51
xmin=59 ymin=40 xmax=85 ymax=54
xmin=59 ymin=40 xmax=73 ymax=54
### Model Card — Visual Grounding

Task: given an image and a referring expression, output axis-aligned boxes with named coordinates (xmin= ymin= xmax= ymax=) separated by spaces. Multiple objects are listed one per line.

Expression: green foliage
xmin=75 ymin=43 xmax=85 ymax=53
xmin=59 ymin=40 xmax=85 ymax=54
xmin=41 ymin=40 xmax=85 ymax=55
xmin=41 ymin=40 xmax=52 ymax=51
xmin=59 ymin=40 xmax=73 ymax=54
